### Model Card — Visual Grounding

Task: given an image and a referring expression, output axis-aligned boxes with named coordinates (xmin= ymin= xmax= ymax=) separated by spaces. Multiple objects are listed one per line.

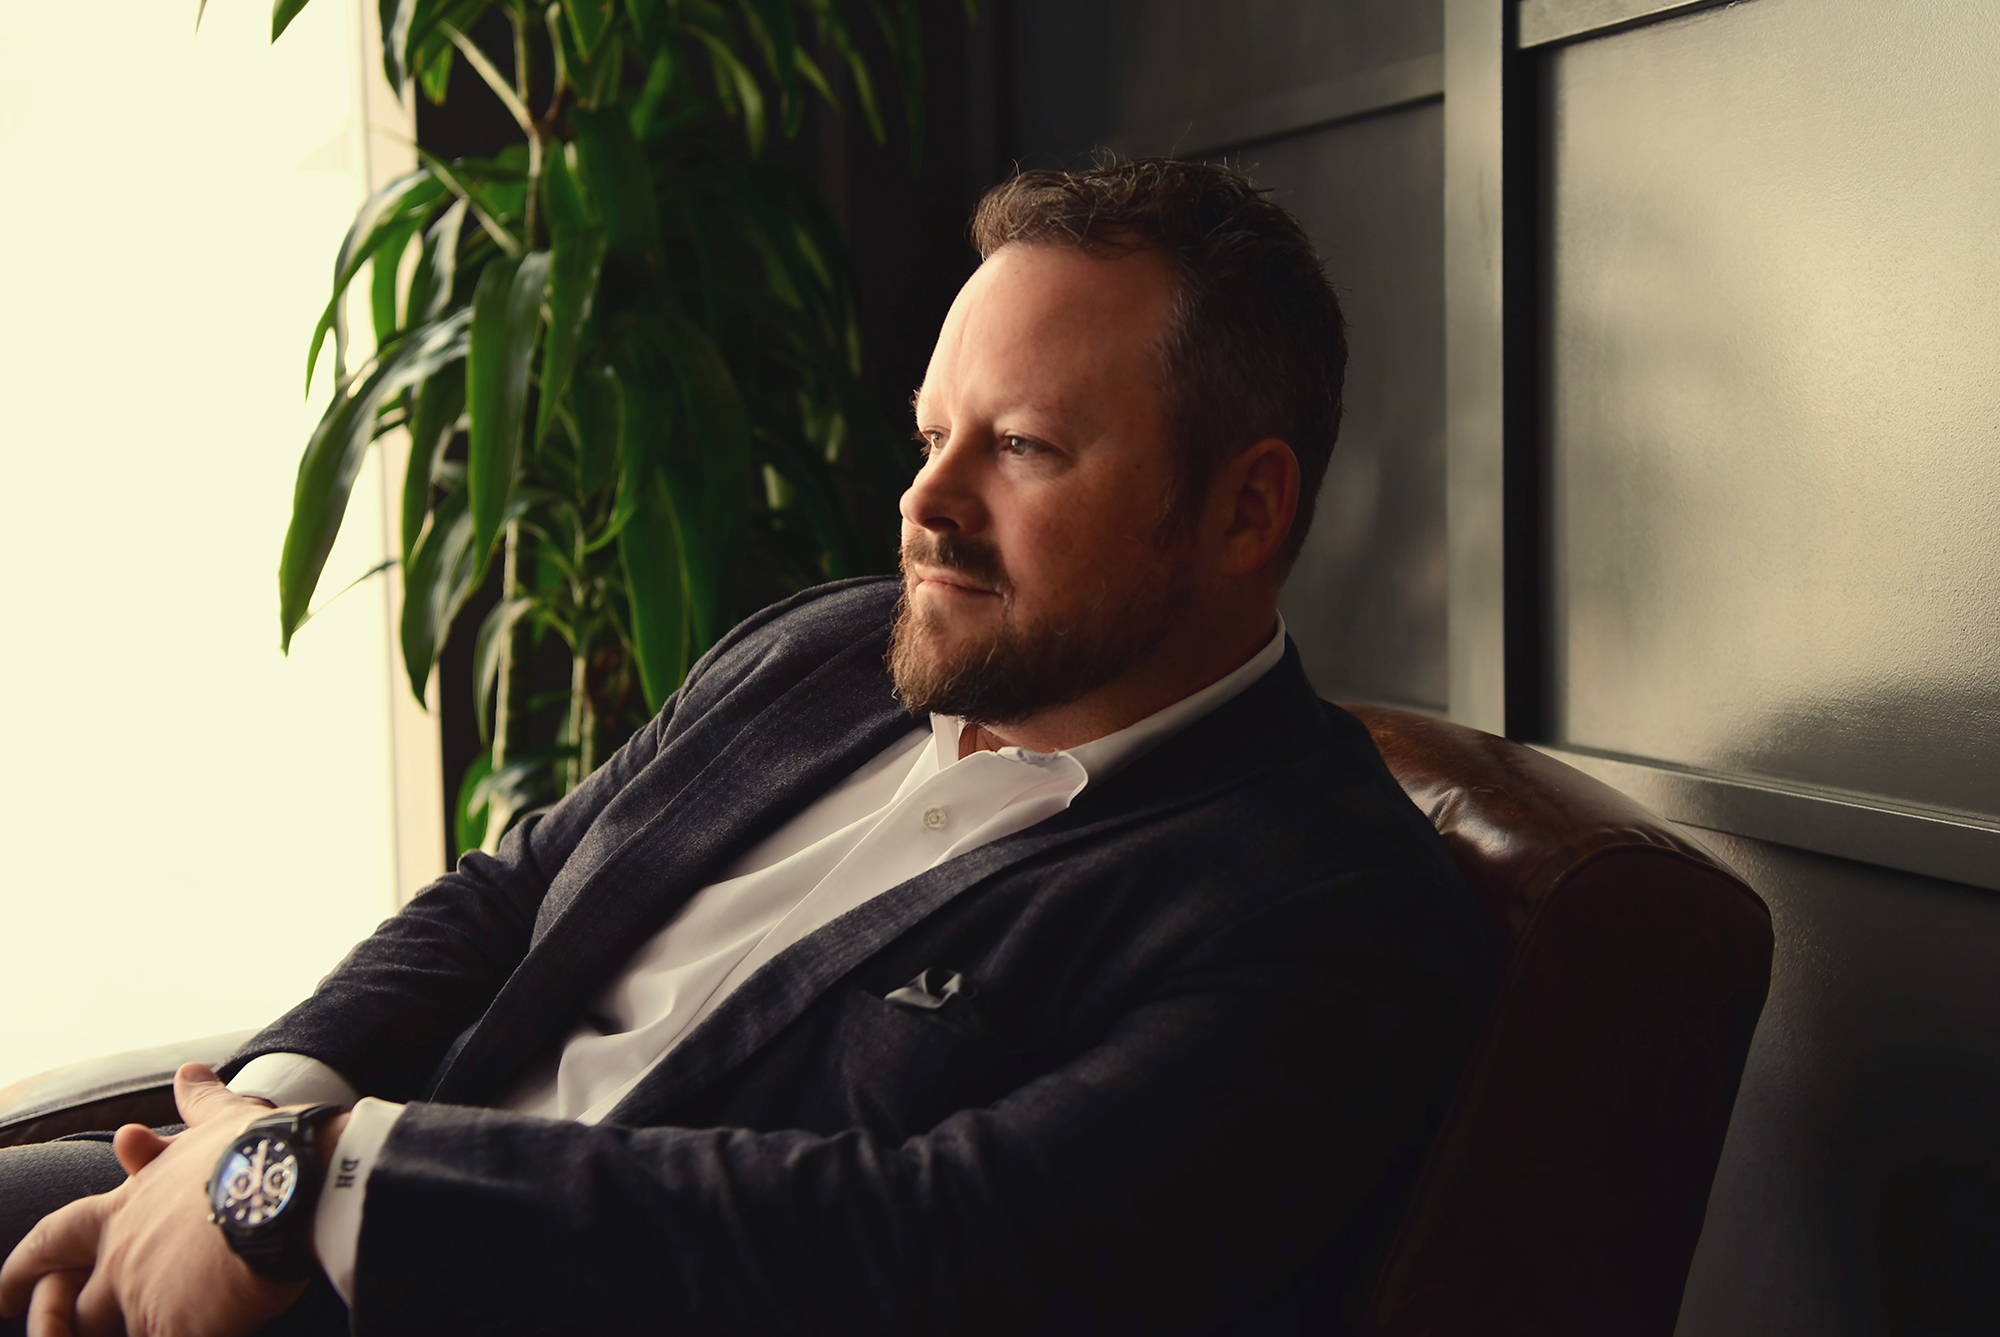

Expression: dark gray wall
xmin=1007 ymin=0 xmax=2000 ymax=1330
xmin=1676 ymin=828 xmax=2000 ymax=1335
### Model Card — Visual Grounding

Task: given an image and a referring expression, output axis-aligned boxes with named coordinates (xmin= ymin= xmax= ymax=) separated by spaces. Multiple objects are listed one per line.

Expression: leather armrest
xmin=0 ymin=1030 xmax=259 ymax=1149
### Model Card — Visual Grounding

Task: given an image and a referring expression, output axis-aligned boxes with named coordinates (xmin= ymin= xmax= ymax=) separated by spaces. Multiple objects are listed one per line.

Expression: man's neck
xmin=957 ymin=606 xmax=1281 ymax=759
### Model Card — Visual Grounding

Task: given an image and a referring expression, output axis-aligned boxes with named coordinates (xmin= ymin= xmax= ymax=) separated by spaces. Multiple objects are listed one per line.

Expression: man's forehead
xmin=913 ymin=244 xmax=1174 ymax=423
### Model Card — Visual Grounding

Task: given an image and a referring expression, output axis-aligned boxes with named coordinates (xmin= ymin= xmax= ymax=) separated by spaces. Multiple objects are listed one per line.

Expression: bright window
xmin=0 ymin=0 xmax=418 ymax=1086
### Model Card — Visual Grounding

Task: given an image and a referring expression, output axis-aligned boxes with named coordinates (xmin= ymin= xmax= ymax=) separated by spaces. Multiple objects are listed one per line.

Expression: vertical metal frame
xmin=1445 ymin=0 xmax=1543 ymax=739
xmin=1443 ymin=0 xmax=1512 ymax=733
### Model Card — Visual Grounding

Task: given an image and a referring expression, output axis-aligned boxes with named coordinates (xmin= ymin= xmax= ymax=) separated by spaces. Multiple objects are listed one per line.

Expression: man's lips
xmin=910 ymin=567 xmax=998 ymax=596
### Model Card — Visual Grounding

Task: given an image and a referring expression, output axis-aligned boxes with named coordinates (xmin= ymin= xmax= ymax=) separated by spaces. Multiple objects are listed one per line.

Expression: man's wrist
xmin=208 ymin=1104 xmax=349 ymax=1282
xmin=304 ymin=1110 xmax=353 ymax=1175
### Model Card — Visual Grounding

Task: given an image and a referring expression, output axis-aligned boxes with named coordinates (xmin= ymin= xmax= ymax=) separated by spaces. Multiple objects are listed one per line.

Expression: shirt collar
xmin=932 ymin=614 xmax=1289 ymax=790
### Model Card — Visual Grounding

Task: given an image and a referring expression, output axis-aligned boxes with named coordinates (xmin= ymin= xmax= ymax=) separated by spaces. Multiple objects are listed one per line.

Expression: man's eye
xmin=1002 ymin=435 xmax=1042 ymax=457
xmin=912 ymin=429 xmax=944 ymax=457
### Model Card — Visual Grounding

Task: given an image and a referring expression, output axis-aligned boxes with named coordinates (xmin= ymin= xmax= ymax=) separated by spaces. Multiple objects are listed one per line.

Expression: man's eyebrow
xmin=909 ymin=387 xmax=925 ymax=420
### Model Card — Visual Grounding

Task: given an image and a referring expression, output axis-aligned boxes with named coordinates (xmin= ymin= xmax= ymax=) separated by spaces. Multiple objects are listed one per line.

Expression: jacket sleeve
xmin=220 ymin=693 xmax=680 ymax=1101
xmin=346 ymin=867 xmax=1488 ymax=1335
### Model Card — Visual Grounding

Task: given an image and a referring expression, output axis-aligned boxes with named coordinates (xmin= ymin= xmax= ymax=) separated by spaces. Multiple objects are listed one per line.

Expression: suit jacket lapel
xmin=431 ymin=628 xmax=919 ymax=1105
xmin=603 ymin=776 xmax=1198 ymax=1123
xmin=605 ymin=642 xmax=1333 ymax=1123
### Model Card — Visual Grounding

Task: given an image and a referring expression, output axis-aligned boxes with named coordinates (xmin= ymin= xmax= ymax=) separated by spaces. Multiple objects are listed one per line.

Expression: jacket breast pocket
xmin=824 ymin=984 xmax=1013 ymax=1142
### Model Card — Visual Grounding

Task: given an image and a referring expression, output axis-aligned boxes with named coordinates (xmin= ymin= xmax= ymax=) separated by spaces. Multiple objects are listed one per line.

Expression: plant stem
xmin=567 ymin=629 xmax=593 ymax=792
xmin=492 ymin=521 xmax=521 ymax=770
xmin=513 ymin=5 xmax=541 ymax=248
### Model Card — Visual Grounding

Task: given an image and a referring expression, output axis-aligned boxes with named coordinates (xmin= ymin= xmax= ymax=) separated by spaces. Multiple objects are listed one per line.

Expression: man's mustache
xmin=900 ymin=532 xmax=1009 ymax=594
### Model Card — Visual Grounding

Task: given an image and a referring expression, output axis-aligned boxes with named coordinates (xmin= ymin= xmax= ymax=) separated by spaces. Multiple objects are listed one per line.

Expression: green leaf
xmin=625 ymin=0 xmax=661 ymax=39
xmin=659 ymin=313 xmax=751 ymax=650
xmin=792 ymin=45 xmax=835 ymax=111
xmin=472 ymin=596 xmax=536 ymax=743
xmin=403 ymin=358 xmax=466 ymax=563
xmin=400 ymin=477 xmax=474 ymax=698
xmin=537 ymin=225 xmax=607 ymax=446
xmin=818 ymin=11 xmax=885 ymax=144
xmin=370 ymin=219 xmax=419 ymax=345
xmin=571 ymin=361 xmax=622 ymax=501
xmin=736 ymin=0 xmax=799 ymax=135
xmin=562 ymin=0 xmax=615 ymax=54
xmin=272 ymin=0 xmax=312 ymax=41
xmin=453 ymin=748 xmax=494 ymax=856
xmin=596 ymin=356 xmax=667 ymax=554
xmin=307 ymin=170 xmax=443 ymax=395
xmin=466 ymin=250 xmax=551 ymax=568
xmin=468 ymin=746 xmax=571 ymax=852
xmin=288 ymin=557 xmax=397 ymax=637
xmin=618 ymin=469 xmax=689 ymax=712
xmin=630 ymin=48 xmax=674 ymax=138
xmin=281 ymin=309 xmax=473 ymax=650
xmin=689 ymin=28 xmax=766 ymax=156
xmin=571 ymin=108 xmax=662 ymax=266
xmin=405 ymin=197 xmax=468 ymax=328
xmin=755 ymin=415 xmax=871 ymax=578
xmin=419 ymin=37 xmax=455 ymax=103
xmin=410 ymin=145 xmax=520 ymax=256
xmin=540 ymin=141 xmax=592 ymax=234
xmin=571 ymin=28 xmax=624 ymax=110
xmin=380 ymin=0 xmax=413 ymax=88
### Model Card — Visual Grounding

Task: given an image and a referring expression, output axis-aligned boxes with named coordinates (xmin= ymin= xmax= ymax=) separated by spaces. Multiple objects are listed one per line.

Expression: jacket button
xmin=922 ymin=806 xmax=949 ymax=831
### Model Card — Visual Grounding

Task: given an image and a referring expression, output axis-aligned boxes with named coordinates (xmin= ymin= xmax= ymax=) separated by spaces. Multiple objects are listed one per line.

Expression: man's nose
xmin=899 ymin=437 xmax=989 ymax=535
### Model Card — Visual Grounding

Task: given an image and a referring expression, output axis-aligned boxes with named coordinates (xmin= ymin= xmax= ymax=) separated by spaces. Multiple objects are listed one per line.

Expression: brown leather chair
xmin=1347 ymin=704 xmax=1773 ymax=1337
xmin=1 ymin=707 xmax=1772 ymax=1335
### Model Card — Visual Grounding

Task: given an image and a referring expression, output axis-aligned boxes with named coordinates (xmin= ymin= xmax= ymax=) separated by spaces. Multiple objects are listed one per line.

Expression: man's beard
xmin=887 ymin=531 xmax=1188 ymax=726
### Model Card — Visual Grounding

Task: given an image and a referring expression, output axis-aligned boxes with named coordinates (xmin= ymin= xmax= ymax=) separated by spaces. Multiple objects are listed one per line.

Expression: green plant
xmin=258 ymin=0 xmax=933 ymax=852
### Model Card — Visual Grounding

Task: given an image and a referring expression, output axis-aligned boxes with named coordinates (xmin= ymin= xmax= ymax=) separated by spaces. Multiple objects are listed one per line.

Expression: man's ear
xmin=1214 ymin=437 xmax=1300 ymax=579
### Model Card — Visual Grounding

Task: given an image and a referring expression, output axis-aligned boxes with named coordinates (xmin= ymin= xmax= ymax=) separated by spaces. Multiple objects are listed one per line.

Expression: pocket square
xmin=884 ymin=966 xmax=976 ymax=1011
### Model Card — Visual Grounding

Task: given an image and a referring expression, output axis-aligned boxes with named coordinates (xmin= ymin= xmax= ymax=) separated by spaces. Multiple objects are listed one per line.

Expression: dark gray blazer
xmin=229 ymin=577 xmax=1491 ymax=1336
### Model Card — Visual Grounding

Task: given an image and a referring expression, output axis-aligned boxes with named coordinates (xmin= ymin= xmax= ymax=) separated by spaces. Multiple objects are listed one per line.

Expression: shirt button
xmin=922 ymin=806 xmax=949 ymax=832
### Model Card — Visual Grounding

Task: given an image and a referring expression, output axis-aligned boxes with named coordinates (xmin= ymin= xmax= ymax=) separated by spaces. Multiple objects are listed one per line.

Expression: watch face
xmin=211 ymin=1134 xmax=300 ymax=1232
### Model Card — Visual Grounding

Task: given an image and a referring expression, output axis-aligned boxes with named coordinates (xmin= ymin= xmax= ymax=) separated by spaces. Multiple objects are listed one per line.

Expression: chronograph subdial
xmin=214 ymin=1136 xmax=301 ymax=1227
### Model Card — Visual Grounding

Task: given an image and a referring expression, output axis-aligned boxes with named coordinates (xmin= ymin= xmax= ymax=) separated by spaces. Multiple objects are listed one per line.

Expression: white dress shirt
xmin=230 ymin=617 xmax=1286 ymax=1304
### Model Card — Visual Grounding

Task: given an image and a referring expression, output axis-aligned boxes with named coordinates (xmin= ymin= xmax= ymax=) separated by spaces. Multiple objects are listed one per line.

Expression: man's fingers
xmin=173 ymin=1062 xmax=235 ymax=1126
xmin=0 ymin=1197 xmax=109 ymax=1315
xmin=71 ymin=1267 xmax=123 ymax=1337
xmin=112 ymin=1124 xmax=173 ymax=1178
xmin=24 ymin=1269 xmax=83 ymax=1337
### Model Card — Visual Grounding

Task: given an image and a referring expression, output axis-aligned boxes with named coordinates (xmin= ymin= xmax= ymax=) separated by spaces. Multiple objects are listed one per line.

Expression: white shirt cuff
xmin=226 ymin=1053 xmax=360 ymax=1109
xmin=311 ymin=1096 xmax=406 ymax=1307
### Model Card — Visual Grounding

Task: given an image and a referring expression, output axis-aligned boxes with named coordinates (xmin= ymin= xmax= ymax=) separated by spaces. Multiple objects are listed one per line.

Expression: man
xmin=1 ymin=157 xmax=1490 ymax=1336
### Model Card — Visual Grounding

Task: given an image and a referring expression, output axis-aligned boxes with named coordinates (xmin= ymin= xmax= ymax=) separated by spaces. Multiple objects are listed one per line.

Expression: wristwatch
xmin=206 ymin=1103 xmax=346 ymax=1280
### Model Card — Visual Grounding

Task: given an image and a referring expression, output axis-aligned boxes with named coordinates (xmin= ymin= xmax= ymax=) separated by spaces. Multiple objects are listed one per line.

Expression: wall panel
xmin=1251 ymin=109 xmax=1449 ymax=708
xmin=1543 ymin=0 xmax=2000 ymax=816
xmin=1013 ymin=0 xmax=1439 ymax=158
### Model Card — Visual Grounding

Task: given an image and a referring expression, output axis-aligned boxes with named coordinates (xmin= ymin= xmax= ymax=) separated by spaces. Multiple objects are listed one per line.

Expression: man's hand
xmin=0 ymin=1064 xmax=340 ymax=1337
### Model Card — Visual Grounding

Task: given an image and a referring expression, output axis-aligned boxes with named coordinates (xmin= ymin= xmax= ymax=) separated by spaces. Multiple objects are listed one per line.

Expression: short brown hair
xmin=971 ymin=155 xmax=1347 ymax=567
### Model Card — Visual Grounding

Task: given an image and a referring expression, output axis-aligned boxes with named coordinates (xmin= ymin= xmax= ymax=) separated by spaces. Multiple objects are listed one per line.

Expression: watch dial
xmin=213 ymin=1136 xmax=298 ymax=1229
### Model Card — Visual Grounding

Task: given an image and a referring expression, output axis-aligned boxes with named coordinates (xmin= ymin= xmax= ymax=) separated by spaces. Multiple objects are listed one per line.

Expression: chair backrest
xmin=1345 ymin=705 xmax=1773 ymax=1337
